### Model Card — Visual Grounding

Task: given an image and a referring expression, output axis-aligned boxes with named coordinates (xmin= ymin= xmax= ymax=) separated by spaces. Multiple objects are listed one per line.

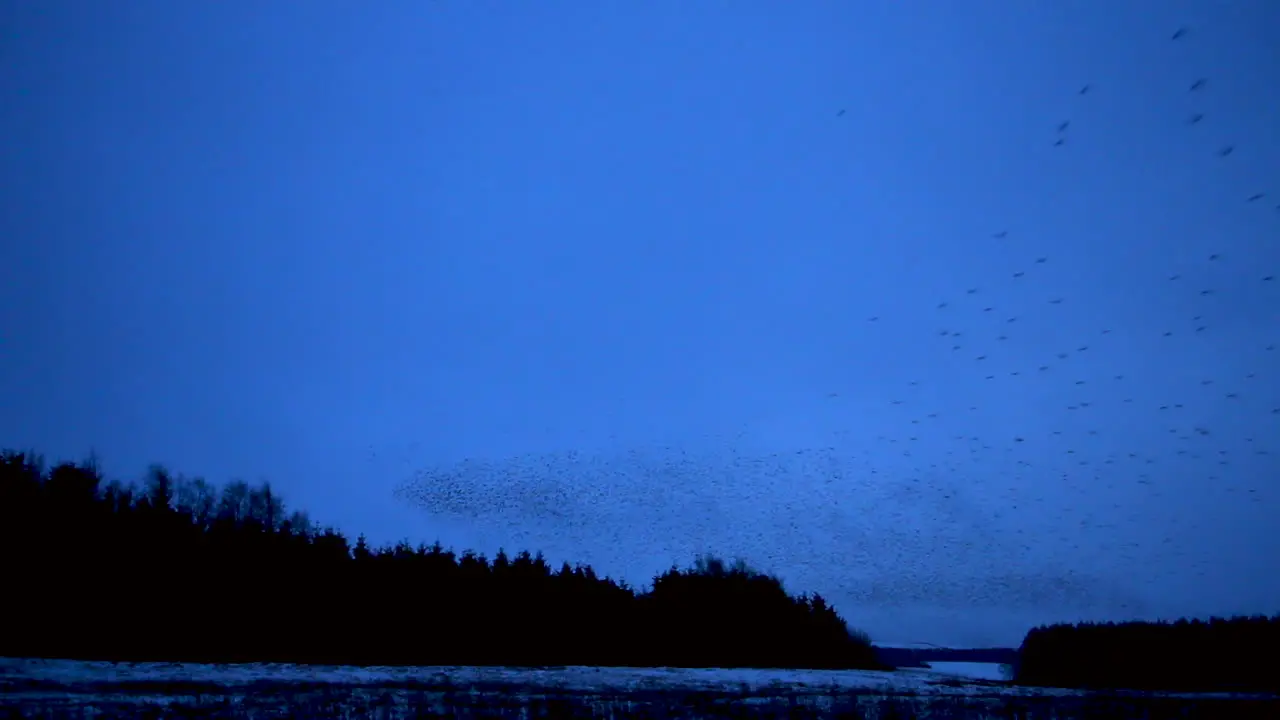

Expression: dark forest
xmin=0 ymin=450 xmax=880 ymax=670
xmin=1014 ymin=615 xmax=1280 ymax=693
xmin=3 ymin=448 xmax=1277 ymax=695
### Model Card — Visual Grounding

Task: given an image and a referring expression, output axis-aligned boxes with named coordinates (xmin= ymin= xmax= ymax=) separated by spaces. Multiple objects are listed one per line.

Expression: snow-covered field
xmin=2 ymin=657 xmax=1277 ymax=719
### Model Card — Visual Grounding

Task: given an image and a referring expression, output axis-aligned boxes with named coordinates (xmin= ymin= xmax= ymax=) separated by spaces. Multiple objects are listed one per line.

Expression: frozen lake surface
xmin=921 ymin=662 xmax=1009 ymax=682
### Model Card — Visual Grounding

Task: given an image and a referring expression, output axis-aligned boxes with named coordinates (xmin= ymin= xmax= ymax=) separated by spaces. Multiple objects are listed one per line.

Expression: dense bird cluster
xmin=395 ymin=23 xmax=1278 ymax=629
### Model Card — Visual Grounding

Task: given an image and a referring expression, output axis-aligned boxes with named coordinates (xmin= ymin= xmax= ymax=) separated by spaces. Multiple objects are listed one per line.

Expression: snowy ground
xmin=2 ymin=657 xmax=1277 ymax=719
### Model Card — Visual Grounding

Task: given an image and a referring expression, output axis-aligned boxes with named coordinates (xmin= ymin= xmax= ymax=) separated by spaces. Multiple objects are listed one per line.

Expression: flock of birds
xmin=393 ymin=23 xmax=1277 ymax=631
xmin=838 ymin=24 xmax=1275 ymax=502
xmin=809 ymin=24 xmax=1277 ymax=612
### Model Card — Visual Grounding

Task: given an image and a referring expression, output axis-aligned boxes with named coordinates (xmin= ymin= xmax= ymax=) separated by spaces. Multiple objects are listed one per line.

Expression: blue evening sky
xmin=3 ymin=1 xmax=1278 ymax=647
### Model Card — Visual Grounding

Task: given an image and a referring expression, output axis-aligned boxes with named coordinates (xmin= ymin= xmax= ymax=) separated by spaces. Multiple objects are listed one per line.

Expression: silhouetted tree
xmin=0 ymin=448 xmax=885 ymax=671
xmin=1014 ymin=614 xmax=1280 ymax=692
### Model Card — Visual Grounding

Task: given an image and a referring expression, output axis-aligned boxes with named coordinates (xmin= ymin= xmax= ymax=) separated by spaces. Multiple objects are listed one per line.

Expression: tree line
xmin=0 ymin=449 xmax=882 ymax=670
xmin=1014 ymin=615 xmax=1280 ymax=693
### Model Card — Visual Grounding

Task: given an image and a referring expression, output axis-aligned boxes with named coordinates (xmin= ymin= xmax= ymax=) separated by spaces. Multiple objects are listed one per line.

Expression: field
xmin=2 ymin=657 xmax=1277 ymax=719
